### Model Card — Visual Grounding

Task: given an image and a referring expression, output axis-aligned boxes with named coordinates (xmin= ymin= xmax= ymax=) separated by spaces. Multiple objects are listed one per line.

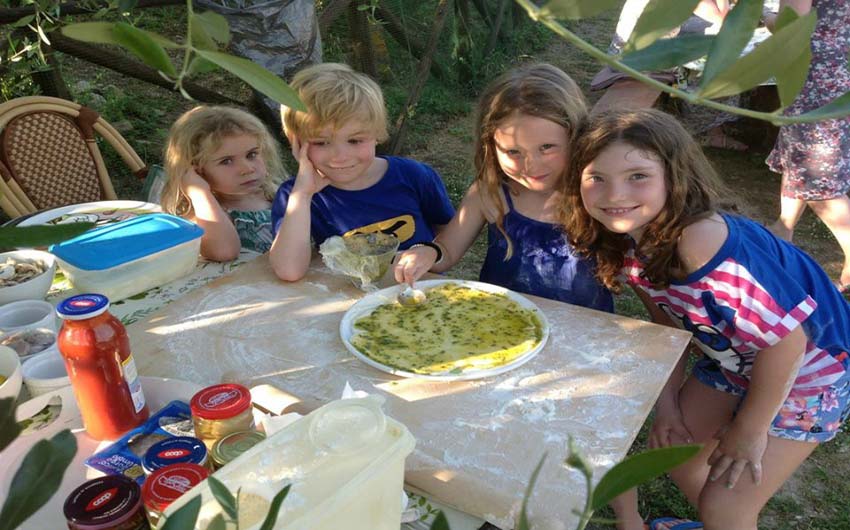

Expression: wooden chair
xmin=0 ymin=96 xmax=148 ymax=218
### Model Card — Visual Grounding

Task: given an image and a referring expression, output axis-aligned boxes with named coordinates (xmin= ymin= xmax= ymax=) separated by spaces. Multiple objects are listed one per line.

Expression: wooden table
xmin=128 ymin=257 xmax=691 ymax=530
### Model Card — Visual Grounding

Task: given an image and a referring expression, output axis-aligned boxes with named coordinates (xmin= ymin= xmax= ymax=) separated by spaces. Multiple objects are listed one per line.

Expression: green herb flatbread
xmin=351 ymin=284 xmax=543 ymax=375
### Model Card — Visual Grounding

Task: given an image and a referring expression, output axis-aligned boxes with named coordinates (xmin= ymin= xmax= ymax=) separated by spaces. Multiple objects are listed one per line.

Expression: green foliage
xmin=700 ymin=8 xmax=816 ymax=100
xmin=160 ymin=496 xmax=202 ymax=530
xmin=518 ymin=453 xmax=547 ymax=530
xmin=208 ymin=475 xmax=238 ymax=520
xmin=699 ymin=0 xmax=763 ymax=88
xmin=540 ymin=0 xmax=622 ymax=21
xmin=258 ymin=484 xmax=291 ymax=530
xmin=0 ymin=223 xmax=95 ymax=249
xmin=589 ymin=445 xmax=702 ymax=512
xmin=429 ymin=511 xmax=451 ymax=530
xmin=0 ymin=429 xmax=77 ymax=530
xmin=621 ymin=35 xmax=714 ymax=72
xmin=0 ymin=398 xmax=20 ymax=452
xmin=624 ymin=0 xmax=701 ymax=53
xmin=195 ymin=50 xmax=304 ymax=111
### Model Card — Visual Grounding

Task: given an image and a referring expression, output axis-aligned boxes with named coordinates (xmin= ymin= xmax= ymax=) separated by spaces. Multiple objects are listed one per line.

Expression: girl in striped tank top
xmin=563 ymin=108 xmax=850 ymax=530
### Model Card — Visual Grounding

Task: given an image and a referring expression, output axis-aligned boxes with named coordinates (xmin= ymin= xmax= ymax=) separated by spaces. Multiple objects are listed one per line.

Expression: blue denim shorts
xmin=692 ymin=357 xmax=850 ymax=443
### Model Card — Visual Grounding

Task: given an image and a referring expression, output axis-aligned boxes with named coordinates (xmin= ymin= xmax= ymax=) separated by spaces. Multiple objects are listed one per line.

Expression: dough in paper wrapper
xmin=319 ymin=233 xmax=399 ymax=291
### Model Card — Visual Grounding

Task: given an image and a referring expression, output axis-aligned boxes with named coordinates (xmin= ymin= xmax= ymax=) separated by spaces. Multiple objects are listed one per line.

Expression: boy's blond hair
xmin=160 ymin=106 xmax=285 ymax=217
xmin=281 ymin=63 xmax=388 ymax=142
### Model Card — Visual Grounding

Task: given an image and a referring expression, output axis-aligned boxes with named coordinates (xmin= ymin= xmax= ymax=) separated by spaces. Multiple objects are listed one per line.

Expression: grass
xmin=4 ymin=1 xmax=850 ymax=527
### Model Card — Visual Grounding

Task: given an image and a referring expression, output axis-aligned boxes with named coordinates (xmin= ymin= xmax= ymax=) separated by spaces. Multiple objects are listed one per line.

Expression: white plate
xmin=340 ymin=279 xmax=550 ymax=381
xmin=0 ymin=376 xmax=201 ymax=530
xmin=17 ymin=200 xmax=161 ymax=227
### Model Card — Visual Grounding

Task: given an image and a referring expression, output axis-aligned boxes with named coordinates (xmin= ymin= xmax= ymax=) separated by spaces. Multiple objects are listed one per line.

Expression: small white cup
xmin=21 ymin=350 xmax=69 ymax=397
xmin=0 ymin=300 xmax=56 ymax=334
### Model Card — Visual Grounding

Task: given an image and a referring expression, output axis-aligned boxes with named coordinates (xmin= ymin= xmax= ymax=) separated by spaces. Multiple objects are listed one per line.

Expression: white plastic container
xmin=164 ymin=395 xmax=415 ymax=530
xmin=50 ymin=214 xmax=203 ymax=302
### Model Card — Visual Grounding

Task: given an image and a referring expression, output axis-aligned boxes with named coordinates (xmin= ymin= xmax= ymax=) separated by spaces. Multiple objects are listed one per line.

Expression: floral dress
xmin=229 ymin=209 xmax=273 ymax=254
xmin=767 ymin=0 xmax=850 ymax=200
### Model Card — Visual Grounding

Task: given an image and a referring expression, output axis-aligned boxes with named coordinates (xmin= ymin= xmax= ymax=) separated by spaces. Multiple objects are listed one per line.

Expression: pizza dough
xmin=350 ymin=283 xmax=544 ymax=375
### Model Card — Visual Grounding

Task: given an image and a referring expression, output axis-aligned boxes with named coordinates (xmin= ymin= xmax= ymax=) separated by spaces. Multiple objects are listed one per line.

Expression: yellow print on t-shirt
xmin=344 ymin=215 xmax=415 ymax=244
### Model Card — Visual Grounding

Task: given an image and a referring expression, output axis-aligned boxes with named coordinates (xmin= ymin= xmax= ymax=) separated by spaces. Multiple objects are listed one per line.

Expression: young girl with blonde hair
xmin=565 ymin=108 xmax=850 ymax=530
xmin=394 ymin=63 xmax=612 ymax=311
xmin=161 ymin=105 xmax=285 ymax=261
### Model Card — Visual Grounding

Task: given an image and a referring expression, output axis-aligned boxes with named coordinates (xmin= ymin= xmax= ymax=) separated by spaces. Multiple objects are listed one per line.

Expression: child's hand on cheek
xmin=291 ymin=137 xmax=330 ymax=196
xmin=184 ymin=167 xmax=211 ymax=192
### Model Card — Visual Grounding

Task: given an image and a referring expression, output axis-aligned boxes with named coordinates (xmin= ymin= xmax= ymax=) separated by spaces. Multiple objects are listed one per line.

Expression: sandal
xmin=648 ymin=517 xmax=704 ymax=530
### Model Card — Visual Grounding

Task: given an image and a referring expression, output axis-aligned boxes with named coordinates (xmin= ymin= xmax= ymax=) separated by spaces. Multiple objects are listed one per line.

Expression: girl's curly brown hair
xmin=474 ymin=63 xmax=587 ymax=259
xmin=560 ymin=108 xmax=734 ymax=293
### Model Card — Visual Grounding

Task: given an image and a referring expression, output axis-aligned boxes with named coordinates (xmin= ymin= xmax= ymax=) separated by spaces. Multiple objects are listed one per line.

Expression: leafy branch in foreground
xmin=519 ymin=0 xmax=850 ymax=125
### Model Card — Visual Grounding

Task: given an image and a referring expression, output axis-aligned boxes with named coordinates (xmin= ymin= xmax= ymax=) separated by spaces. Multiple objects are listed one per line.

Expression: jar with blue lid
xmin=142 ymin=436 xmax=209 ymax=474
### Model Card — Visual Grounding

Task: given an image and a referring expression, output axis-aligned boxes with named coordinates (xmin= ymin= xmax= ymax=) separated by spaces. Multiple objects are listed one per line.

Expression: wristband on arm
xmin=408 ymin=241 xmax=444 ymax=265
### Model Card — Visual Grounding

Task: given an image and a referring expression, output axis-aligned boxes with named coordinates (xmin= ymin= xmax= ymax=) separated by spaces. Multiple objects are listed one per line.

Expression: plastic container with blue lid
xmin=50 ymin=214 xmax=203 ymax=302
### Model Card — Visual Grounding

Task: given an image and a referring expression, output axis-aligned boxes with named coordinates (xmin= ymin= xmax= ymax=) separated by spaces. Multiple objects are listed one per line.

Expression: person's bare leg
xmin=592 ymin=79 xmax=662 ymax=114
xmin=667 ymin=378 xmax=739 ymax=505
xmin=610 ymin=488 xmax=644 ymax=530
xmin=698 ymin=436 xmax=816 ymax=530
xmin=807 ymin=195 xmax=850 ymax=287
xmin=769 ymin=173 xmax=806 ymax=242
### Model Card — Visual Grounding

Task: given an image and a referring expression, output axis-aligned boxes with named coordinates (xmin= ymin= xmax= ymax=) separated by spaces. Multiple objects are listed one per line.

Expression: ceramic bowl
xmin=0 ymin=250 xmax=56 ymax=306
xmin=0 ymin=344 xmax=23 ymax=402
xmin=21 ymin=350 xmax=69 ymax=397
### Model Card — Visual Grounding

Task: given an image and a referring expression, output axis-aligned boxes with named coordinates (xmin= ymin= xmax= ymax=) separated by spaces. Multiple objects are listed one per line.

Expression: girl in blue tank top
xmin=393 ymin=63 xmax=613 ymax=312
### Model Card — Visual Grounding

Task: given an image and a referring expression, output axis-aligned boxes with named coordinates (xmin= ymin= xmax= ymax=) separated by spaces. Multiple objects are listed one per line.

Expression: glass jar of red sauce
xmin=56 ymin=294 xmax=149 ymax=440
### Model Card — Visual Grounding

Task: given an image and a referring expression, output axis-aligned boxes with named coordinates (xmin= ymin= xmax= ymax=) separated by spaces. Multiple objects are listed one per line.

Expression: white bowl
xmin=0 ymin=327 xmax=57 ymax=363
xmin=0 ymin=250 xmax=56 ymax=306
xmin=0 ymin=344 xmax=23 ymax=402
xmin=0 ymin=299 xmax=56 ymax=334
xmin=21 ymin=350 xmax=69 ymax=397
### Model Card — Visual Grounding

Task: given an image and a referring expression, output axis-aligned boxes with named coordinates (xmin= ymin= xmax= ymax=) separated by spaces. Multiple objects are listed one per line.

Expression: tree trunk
xmin=373 ymin=3 xmax=448 ymax=82
xmin=485 ymin=0 xmax=510 ymax=58
xmin=347 ymin=0 xmax=378 ymax=78
xmin=49 ymin=32 xmax=239 ymax=105
xmin=389 ymin=0 xmax=452 ymax=154
xmin=318 ymin=0 xmax=351 ymax=35
xmin=454 ymin=0 xmax=473 ymax=86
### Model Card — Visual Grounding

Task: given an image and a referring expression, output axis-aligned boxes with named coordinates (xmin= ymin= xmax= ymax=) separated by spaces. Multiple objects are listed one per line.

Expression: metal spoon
xmin=397 ymin=283 xmax=427 ymax=307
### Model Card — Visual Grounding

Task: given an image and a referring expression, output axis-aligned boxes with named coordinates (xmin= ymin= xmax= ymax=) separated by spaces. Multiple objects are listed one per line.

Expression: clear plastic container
xmin=50 ymin=214 xmax=203 ymax=302
xmin=162 ymin=395 xmax=415 ymax=530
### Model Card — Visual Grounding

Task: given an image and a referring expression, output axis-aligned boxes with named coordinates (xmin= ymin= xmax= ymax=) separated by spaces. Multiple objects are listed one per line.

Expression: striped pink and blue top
xmin=621 ymin=213 xmax=850 ymax=399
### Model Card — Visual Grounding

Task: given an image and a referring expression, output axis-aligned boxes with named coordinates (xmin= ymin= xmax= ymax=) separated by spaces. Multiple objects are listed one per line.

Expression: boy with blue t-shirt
xmin=270 ymin=63 xmax=455 ymax=281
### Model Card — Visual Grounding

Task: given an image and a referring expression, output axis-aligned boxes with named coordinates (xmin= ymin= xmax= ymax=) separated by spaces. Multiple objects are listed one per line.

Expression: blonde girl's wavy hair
xmin=281 ymin=62 xmax=388 ymax=143
xmin=160 ymin=106 xmax=285 ymax=217
xmin=561 ymin=108 xmax=734 ymax=293
xmin=474 ymin=62 xmax=587 ymax=259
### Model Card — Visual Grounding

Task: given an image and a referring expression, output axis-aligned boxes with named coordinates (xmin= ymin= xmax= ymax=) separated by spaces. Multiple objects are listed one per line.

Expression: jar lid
xmin=141 ymin=463 xmax=209 ymax=512
xmin=190 ymin=383 xmax=252 ymax=420
xmin=211 ymin=430 xmax=266 ymax=467
xmin=142 ymin=436 xmax=208 ymax=473
xmin=63 ymin=475 xmax=142 ymax=527
xmin=56 ymin=294 xmax=110 ymax=320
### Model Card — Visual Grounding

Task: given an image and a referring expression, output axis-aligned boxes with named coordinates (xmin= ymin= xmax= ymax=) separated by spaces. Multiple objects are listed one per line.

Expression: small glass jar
xmin=63 ymin=475 xmax=146 ymax=530
xmin=211 ymin=430 xmax=266 ymax=469
xmin=190 ymin=383 xmax=254 ymax=450
xmin=142 ymin=436 xmax=209 ymax=475
xmin=141 ymin=463 xmax=209 ymax=528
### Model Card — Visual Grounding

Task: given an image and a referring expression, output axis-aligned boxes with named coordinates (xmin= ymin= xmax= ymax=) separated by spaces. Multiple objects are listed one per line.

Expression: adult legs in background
xmin=770 ymin=173 xmax=850 ymax=289
xmin=807 ymin=196 xmax=850 ymax=289
xmin=769 ymin=173 xmax=807 ymax=242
